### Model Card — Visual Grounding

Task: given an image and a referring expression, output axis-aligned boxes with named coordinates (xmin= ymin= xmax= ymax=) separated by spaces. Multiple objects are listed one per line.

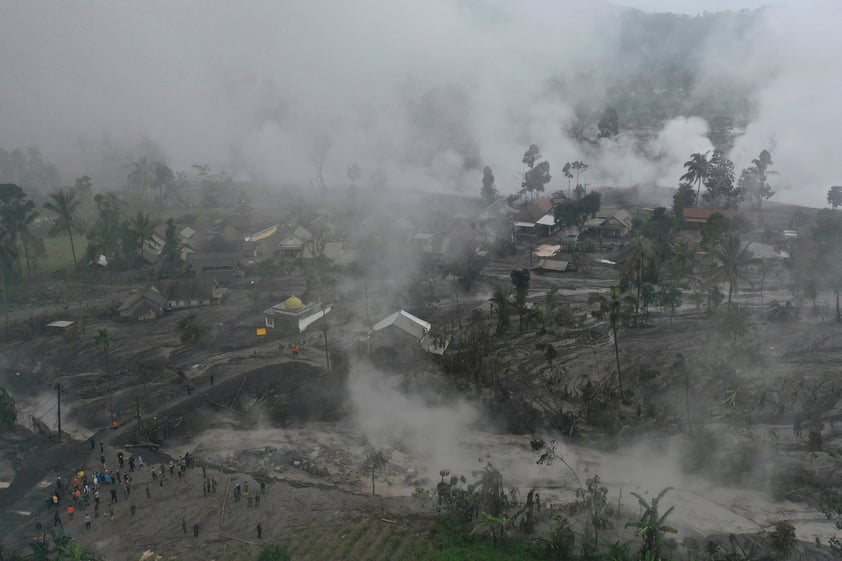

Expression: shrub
xmin=769 ymin=520 xmax=796 ymax=559
xmin=0 ymin=387 xmax=16 ymax=433
xmin=256 ymin=544 xmax=291 ymax=561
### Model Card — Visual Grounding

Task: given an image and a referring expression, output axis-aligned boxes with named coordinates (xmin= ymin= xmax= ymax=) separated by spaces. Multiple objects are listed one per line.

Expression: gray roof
xmin=118 ymin=287 xmax=166 ymax=312
xmin=534 ymin=259 xmax=569 ymax=272
xmin=373 ymin=310 xmax=431 ymax=340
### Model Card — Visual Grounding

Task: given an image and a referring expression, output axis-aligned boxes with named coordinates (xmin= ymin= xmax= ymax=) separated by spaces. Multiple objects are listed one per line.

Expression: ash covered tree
xmin=0 ymin=183 xmax=38 ymax=275
xmin=571 ymin=161 xmax=589 ymax=194
xmin=0 ymin=387 xmax=15 ymax=433
xmin=489 ymin=288 xmax=511 ymax=335
xmin=707 ymin=234 xmax=757 ymax=304
xmin=562 ymin=162 xmax=574 ymax=195
xmin=126 ymin=157 xmax=153 ymax=196
xmin=87 ymin=193 xmax=124 ymax=265
xmin=750 ymin=149 xmax=775 ymax=207
xmin=827 ymin=186 xmax=842 ymax=209
xmin=739 ymin=149 xmax=775 ymax=210
xmin=361 ymin=448 xmax=389 ymax=496
xmin=347 ymin=162 xmax=361 ymax=186
xmin=193 ymin=163 xmax=232 ymax=209
xmin=160 ymin=218 xmax=183 ymax=272
xmin=589 ymin=286 xmax=625 ymax=396
xmin=521 ymin=144 xmax=551 ymax=199
xmin=672 ymin=182 xmax=696 ymax=219
xmin=597 ymin=106 xmax=620 ymax=139
xmin=702 ymin=150 xmax=741 ymax=209
xmin=480 ymin=166 xmax=498 ymax=205
xmin=151 ymin=161 xmax=174 ymax=202
xmin=127 ymin=211 xmax=158 ymax=266
xmin=0 ymin=229 xmax=17 ymax=333
xmin=510 ymin=268 xmax=531 ymax=333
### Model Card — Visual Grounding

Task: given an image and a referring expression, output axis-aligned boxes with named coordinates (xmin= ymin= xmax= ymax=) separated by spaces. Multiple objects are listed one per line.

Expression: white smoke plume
xmin=0 ymin=1 xmax=839 ymax=204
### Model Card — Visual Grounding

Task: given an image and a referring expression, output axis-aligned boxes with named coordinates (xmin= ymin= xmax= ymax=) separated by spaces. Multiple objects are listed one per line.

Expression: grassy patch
xmin=39 ymin=235 xmax=86 ymax=272
xmin=405 ymin=516 xmax=548 ymax=561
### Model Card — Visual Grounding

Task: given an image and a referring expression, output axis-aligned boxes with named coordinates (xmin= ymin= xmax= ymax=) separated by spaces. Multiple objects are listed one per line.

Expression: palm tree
xmin=43 ymin=189 xmax=82 ymax=267
xmin=0 ymin=229 xmax=18 ymax=334
xmin=707 ymin=234 xmax=758 ymax=304
xmin=622 ymin=233 xmax=657 ymax=313
xmin=127 ymin=211 xmax=158 ymax=262
xmin=681 ymin=152 xmax=710 ymax=207
xmin=670 ymin=237 xmax=697 ymax=277
xmin=93 ymin=329 xmax=113 ymax=419
xmin=489 ymin=288 xmax=511 ymax=336
xmin=15 ymin=205 xmax=39 ymax=275
xmin=151 ymin=161 xmax=174 ymax=202
xmin=589 ymin=287 xmax=624 ymax=396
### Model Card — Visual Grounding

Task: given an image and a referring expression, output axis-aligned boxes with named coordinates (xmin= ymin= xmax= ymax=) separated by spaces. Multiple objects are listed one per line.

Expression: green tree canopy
xmin=0 ymin=387 xmax=17 ymax=432
xmin=827 ymin=186 xmax=842 ymax=209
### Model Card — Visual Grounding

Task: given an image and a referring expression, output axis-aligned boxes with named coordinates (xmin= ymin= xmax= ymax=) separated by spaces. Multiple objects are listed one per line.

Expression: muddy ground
xmin=1 ymin=202 xmax=841 ymax=560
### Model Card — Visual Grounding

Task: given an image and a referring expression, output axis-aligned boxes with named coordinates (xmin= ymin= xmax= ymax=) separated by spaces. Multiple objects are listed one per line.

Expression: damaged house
xmin=369 ymin=309 xmax=448 ymax=358
xmin=118 ymin=287 xmax=166 ymax=321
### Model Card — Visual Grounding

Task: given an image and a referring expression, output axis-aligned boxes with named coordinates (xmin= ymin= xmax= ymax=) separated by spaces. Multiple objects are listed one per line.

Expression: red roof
xmin=682 ymin=208 xmax=737 ymax=223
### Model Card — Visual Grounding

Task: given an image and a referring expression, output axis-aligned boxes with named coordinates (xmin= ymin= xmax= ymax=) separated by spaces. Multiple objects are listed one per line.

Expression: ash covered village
xmin=1 ymin=2 xmax=842 ymax=561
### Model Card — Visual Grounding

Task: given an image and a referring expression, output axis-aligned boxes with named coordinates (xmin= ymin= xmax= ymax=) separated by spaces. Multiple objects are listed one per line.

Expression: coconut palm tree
xmin=127 ymin=211 xmax=159 ymax=262
xmin=681 ymin=152 xmax=710 ymax=207
xmin=16 ymin=206 xmax=39 ymax=275
xmin=43 ymin=189 xmax=83 ymax=267
xmin=489 ymin=288 xmax=511 ymax=336
xmin=707 ymin=234 xmax=758 ymax=304
xmin=622 ymin=233 xmax=657 ymax=314
xmin=670 ymin=237 xmax=697 ymax=277
xmin=1 ymin=199 xmax=39 ymax=275
xmin=589 ymin=286 xmax=625 ymax=396
xmin=151 ymin=161 xmax=174 ymax=202
xmin=93 ymin=328 xmax=113 ymax=419
xmin=0 ymin=229 xmax=18 ymax=334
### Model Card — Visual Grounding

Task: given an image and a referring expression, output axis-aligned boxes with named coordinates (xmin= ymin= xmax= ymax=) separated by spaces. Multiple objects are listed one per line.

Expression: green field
xmin=284 ymin=517 xmax=548 ymax=561
xmin=38 ymin=235 xmax=87 ymax=272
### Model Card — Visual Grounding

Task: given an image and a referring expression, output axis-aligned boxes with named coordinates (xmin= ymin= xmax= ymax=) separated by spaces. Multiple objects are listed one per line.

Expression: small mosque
xmin=263 ymin=295 xmax=331 ymax=333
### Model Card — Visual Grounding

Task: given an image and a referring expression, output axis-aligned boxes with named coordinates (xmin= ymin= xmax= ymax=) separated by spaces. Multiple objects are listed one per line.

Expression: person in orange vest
xmin=66 ymin=505 xmax=74 ymax=519
xmin=112 ymin=419 xmax=119 ymax=430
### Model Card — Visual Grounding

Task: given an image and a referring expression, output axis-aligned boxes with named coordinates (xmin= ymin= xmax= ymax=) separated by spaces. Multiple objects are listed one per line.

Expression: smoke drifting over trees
xmin=0 ymin=1 xmax=839 ymax=204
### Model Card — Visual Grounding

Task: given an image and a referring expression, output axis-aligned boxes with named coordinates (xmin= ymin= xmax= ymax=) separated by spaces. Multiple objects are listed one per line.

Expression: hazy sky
xmin=610 ymin=0 xmax=774 ymax=13
xmin=0 ymin=0 xmax=839 ymax=206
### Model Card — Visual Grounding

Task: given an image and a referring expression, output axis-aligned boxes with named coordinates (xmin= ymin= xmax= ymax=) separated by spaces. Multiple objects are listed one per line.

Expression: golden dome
xmin=284 ymin=295 xmax=303 ymax=310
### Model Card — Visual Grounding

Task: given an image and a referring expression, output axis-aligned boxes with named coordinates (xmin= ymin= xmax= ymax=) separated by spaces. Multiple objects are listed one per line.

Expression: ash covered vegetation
xmin=1 ymin=1 xmax=842 ymax=561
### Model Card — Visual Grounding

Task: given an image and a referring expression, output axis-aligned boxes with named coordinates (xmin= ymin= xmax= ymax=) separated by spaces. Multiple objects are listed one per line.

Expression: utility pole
xmin=135 ymin=396 xmax=143 ymax=443
xmin=56 ymin=383 xmax=62 ymax=443
xmin=363 ymin=277 xmax=370 ymax=328
xmin=321 ymin=303 xmax=331 ymax=372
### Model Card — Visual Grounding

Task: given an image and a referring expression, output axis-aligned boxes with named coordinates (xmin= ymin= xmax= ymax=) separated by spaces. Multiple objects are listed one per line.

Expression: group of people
xmin=32 ymin=436 xmax=271 ymax=547
xmin=231 ymin=478 xmax=268 ymax=509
